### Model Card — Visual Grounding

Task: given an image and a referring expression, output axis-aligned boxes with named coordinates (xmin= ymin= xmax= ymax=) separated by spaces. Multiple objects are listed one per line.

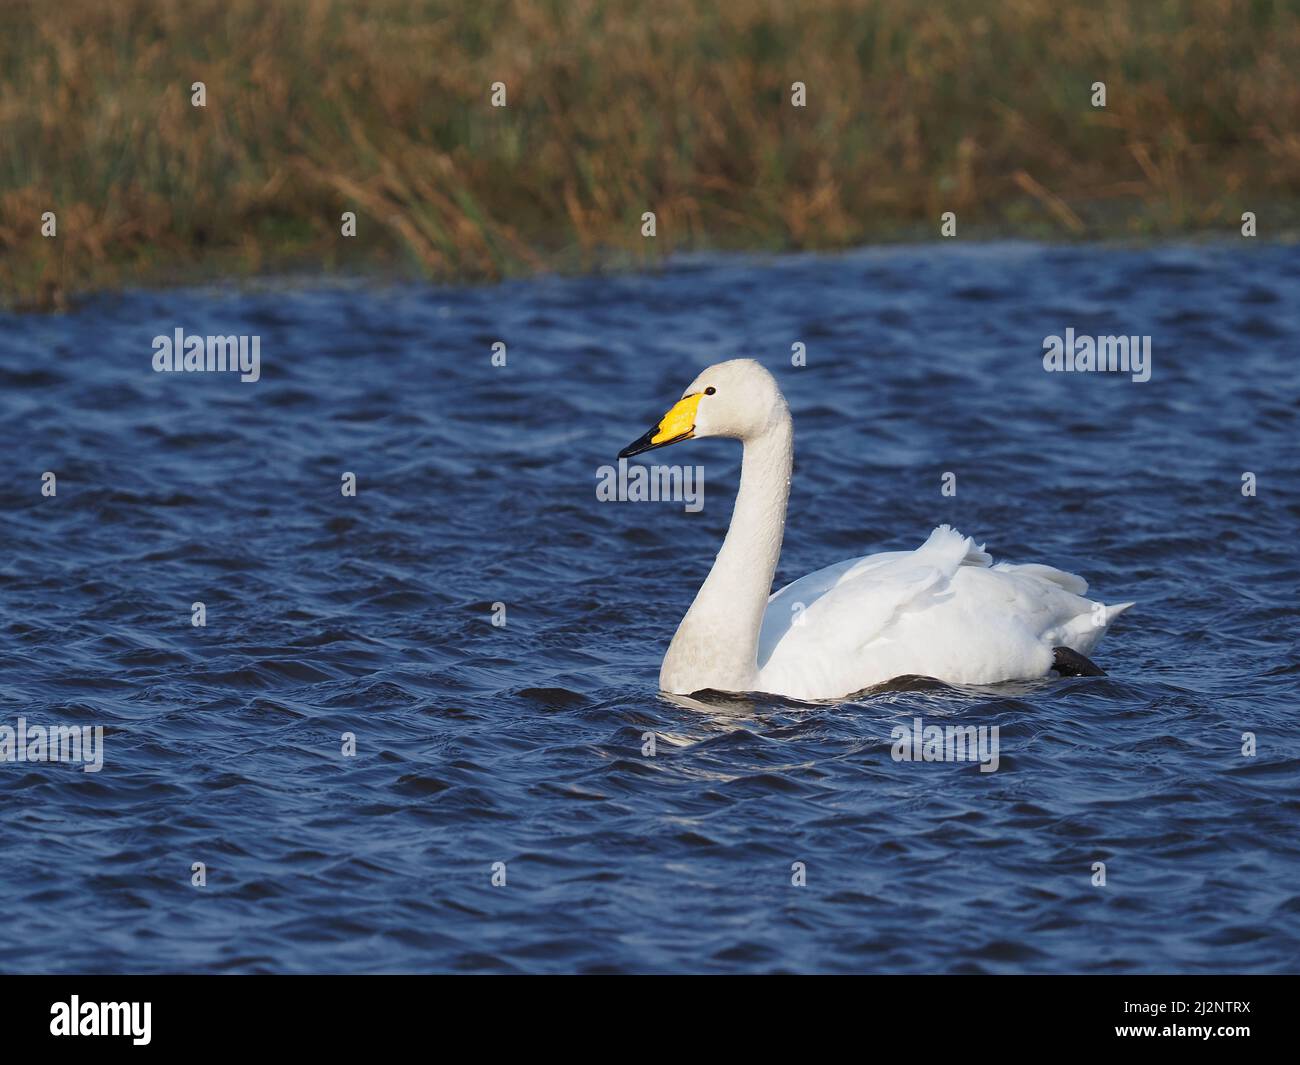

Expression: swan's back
xmin=757 ymin=525 xmax=1132 ymax=700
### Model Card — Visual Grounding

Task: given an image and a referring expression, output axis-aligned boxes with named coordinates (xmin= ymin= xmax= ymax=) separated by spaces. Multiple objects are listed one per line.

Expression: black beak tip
xmin=618 ymin=429 xmax=658 ymax=460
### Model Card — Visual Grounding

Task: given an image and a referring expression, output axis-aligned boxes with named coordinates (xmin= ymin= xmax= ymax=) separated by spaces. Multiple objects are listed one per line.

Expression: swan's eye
xmin=705 ymin=386 xmax=716 ymax=395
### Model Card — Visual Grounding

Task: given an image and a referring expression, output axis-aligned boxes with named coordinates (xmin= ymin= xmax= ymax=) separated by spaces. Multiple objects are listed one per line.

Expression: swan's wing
xmin=759 ymin=525 xmax=989 ymax=668
xmin=758 ymin=525 xmax=1127 ymax=698
xmin=991 ymin=560 xmax=1087 ymax=596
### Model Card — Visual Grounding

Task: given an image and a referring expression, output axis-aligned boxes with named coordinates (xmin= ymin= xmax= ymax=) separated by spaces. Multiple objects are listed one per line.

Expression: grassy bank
xmin=2 ymin=0 xmax=1298 ymax=308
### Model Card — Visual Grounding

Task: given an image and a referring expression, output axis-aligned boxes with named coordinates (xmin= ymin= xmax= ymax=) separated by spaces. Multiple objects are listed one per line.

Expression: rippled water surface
xmin=2 ymin=242 xmax=1298 ymax=973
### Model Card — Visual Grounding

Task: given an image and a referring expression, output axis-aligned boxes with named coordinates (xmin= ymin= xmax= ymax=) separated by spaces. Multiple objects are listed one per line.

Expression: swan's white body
xmin=620 ymin=359 xmax=1133 ymax=701
xmin=754 ymin=525 xmax=1130 ymax=699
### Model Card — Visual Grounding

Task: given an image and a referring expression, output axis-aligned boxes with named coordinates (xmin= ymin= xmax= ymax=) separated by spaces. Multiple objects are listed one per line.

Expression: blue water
xmin=1 ymin=241 xmax=1298 ymax=974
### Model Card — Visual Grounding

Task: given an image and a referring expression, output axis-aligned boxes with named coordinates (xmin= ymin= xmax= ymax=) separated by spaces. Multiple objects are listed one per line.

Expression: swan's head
xmin=618 ymin=359 xmax=785 ymax=458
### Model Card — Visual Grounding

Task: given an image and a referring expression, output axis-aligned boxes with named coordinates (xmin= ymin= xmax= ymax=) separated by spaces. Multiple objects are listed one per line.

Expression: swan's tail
xmin=1103 ymin=601 xmax=1136 ymax=624
xmin=1056 ymin=598 xmax=1135 ymax=657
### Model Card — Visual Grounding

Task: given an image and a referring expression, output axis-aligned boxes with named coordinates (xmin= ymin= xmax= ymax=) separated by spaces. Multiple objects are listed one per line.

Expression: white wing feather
xmin=757 ymin=525 xmax=1132 ymax=700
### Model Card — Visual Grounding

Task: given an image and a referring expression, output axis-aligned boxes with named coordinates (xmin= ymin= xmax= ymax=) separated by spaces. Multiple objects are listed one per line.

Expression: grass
xmin=2 ymin=0 xmax=1298 ymax=308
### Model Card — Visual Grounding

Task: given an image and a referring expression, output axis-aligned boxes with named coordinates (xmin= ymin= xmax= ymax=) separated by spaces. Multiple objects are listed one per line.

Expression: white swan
xmin=618 ymin=359 xmax=1134 ymax=701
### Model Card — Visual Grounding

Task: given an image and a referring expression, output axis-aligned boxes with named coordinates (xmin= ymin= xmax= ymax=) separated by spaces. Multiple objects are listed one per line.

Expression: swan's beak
xmin=618 ymin=392 xmax=703 ymax=459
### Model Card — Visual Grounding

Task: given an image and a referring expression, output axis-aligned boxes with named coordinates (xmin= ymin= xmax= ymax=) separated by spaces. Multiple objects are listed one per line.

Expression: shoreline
xmin=9 ymin=226 xmax=1296 ymax=315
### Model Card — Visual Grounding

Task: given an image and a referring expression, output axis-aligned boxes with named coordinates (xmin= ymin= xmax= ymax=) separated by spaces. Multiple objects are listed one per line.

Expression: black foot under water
xmin=1052 ymin=646 xmax=1107 ymax=677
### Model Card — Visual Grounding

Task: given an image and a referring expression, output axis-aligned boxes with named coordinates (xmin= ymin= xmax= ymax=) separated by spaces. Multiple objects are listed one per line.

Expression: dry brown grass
xmin=2 ymin=0 xmax=1298 ymax=307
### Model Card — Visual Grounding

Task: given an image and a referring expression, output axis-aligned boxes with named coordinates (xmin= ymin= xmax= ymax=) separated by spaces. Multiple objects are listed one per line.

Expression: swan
xmin=618 ymin=359 xmax=1134 ymax=701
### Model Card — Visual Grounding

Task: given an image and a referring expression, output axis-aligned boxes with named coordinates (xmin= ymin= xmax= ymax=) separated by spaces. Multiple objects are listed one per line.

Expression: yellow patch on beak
xmin=619 ymin=391 xmax=705 ymax=459
xmin=651 ymin=393 xmax=704 ymax=445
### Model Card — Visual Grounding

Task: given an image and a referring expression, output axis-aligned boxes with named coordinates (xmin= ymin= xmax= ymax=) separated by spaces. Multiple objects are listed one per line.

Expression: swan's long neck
xmin=660 ymin=408 xmax=793 ymax=693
